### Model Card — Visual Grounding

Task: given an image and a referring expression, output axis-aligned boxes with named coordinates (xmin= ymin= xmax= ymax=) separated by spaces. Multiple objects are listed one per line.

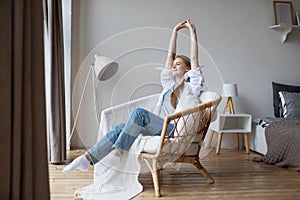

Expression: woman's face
xmin=171 ymin=57 xmax=190 ymax=77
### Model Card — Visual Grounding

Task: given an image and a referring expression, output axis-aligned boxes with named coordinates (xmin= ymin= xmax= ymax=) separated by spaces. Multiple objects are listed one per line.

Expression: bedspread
xmin=253 ymin=120 xmax=300 ymax=168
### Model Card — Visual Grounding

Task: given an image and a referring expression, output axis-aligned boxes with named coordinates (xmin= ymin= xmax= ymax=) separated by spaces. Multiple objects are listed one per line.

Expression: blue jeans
xmin=87 ymin=108 xmax=174 ymax=164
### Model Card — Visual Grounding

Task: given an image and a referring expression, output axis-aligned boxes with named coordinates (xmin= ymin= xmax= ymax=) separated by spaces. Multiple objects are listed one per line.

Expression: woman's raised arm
xmin=186 ymin=20 xmax=199 ymax=69
xmin=165 ymin=21 xmax=187 ymax=68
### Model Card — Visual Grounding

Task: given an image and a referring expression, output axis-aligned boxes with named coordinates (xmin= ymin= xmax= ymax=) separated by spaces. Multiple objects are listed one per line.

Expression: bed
xmin=249 ymin=82 xmax=300 ymax=169
xmin=249 ymin=123 xmax=267 ymax=155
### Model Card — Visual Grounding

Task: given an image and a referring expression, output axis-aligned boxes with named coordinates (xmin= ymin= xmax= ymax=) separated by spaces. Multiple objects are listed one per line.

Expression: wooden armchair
xmin=140 ymin=91 xmax=221 ymax=196
xmin=95 ymin=91 xmax=221 ymax=197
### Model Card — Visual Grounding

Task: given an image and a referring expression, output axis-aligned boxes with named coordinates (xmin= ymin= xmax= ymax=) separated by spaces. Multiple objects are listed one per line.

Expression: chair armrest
xmin=97 ymin=93 xmax=160 ymax=141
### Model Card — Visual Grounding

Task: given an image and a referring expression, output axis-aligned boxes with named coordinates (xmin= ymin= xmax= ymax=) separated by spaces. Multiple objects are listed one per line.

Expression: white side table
xmin=208 ymin=113 xmax=252 ymax=154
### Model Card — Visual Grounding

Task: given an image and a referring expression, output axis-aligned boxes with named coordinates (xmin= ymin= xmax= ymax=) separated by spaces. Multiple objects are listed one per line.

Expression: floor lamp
xmin=68 ymin=55 xmax=118 ymax=149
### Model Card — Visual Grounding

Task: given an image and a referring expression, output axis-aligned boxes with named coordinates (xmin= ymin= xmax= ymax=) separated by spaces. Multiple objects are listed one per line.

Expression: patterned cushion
xmin=279 ymin=91 xmax=300 ymax=119
xmin=272 ymin=82 xmax=300 ymax=118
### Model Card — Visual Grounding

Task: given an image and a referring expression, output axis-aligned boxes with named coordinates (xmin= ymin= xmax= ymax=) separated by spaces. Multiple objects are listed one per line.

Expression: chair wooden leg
xmin=193 ymin=159 xmax=214 ymax=184
xmin=151 ymin=169 xmax=161 ymax=197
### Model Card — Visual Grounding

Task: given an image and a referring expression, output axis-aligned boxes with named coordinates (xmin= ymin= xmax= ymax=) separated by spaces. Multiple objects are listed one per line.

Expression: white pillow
xmin=142 ymin=136 xmax=161 ymax=153
xmin=279 ymin=91 xmax=300 ymax=118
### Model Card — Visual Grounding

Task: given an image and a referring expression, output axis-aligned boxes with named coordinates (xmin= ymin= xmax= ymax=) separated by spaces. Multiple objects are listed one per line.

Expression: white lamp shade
xmin=223 ymin=83 xmax=238 ymax=97
xmin=93 ymin=55 xmax=118 ymax=81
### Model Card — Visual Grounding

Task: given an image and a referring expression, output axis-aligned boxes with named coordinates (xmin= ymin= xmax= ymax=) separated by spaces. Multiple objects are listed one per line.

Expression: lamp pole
xmin=68 ymin=55 xmax=118 ymax=150
xmin=68 ymin=65 xmax=94 ymax=150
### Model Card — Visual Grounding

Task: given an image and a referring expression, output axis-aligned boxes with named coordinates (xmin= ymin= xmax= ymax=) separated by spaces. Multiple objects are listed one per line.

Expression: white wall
xmin=71 ymin=0 xmax=300 ymax=148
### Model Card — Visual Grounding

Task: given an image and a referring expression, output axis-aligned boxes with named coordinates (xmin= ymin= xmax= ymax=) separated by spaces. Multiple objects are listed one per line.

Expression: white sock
xmin=95 ymin=153 xmax=120 ymax=176
xmin=63 ymin=155 xmax=90 ymax=173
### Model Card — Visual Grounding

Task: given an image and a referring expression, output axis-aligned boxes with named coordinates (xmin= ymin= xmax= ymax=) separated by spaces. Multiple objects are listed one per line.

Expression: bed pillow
xmin=272 ymin=82 xmax=300 ymax=118
xmin=278 ymin=91 xmax=300 ymax=119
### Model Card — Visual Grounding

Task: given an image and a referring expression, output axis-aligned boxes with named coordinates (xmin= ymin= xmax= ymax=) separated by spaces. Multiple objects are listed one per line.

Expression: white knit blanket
xmin=75 ymin=94 xmax=160 ymax=200
xmin=75 ymin=134 xmax=150 ymax=200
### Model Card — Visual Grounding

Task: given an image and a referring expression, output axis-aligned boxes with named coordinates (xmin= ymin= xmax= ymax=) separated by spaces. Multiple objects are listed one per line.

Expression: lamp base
xmin=223 ymin=97 xmax=235 ymax=114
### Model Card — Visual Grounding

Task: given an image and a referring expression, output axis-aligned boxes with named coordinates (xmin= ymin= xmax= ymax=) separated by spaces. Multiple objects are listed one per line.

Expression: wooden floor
xmin=49 ymin=149 xmax=300 ymax=200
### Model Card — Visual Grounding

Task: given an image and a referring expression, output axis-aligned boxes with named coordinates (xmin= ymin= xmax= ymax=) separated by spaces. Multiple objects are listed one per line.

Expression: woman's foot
xmin=63 ymin=155 xmax=90 ymax=173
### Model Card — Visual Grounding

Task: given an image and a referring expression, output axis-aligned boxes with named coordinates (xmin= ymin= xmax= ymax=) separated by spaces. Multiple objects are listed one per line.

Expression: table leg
xmin=235 ymin=133 xmax=239 ymax=150
xmin=216 ymin=132 xmax=223 ymax=154
xmin=243 ymin=133 xmax=249 ymax=154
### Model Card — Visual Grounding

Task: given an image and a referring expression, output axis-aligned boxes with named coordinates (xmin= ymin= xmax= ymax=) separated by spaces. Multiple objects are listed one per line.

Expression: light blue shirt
xmin=154 ymin=67 xmax=205 ymax=118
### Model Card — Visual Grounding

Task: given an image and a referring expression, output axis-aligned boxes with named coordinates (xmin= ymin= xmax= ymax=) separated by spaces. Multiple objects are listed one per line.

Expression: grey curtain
xmin=44 ymin=0 xmax=67 ymax=163
xmin=0 ymin=0 xmax=50 ymax=199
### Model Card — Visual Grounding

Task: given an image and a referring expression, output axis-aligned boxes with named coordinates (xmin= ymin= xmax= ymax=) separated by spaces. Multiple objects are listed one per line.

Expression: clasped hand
xmin=174 ymin=19 xmax=196 ymax=33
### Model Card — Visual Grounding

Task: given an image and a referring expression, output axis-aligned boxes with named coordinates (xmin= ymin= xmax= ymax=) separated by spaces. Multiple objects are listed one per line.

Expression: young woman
xmin=63 ymin=19 xmax=204 ymax=174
